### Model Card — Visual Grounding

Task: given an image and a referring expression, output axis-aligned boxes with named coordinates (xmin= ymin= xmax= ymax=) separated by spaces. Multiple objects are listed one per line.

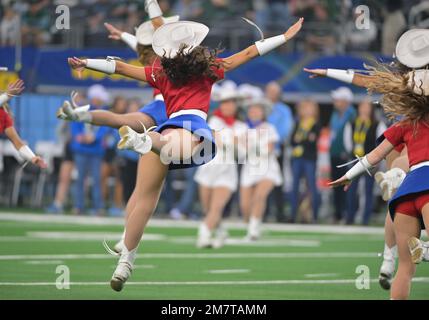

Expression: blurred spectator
xmin=70 ymin=85 xmax=110 ymax=215
xmin=240 ymin=98 xmax=282 ymax=239
xmin=172 ymin=0 xmax=203 ymax=20
xmin=116 ymin=98 xmax=141 ymax=203
xmin=382 ymin=0 xmax=406 ymax=56
xmin=265 ymin=81 xmax=293 ymax=222
xmin=45 ymin=118 xmax=75 ymax=214
xmin=290 ymin=99 xmax=321 ymax=223
xmin=21 ymin=0 xmax=51 ymax=46
xmin=200 ymin=0 xmax=233 ymax=26
xmin=169 ymin=167 xmax=199 ymax=220
xmin=329 ymin=86 xmax=356 ymax=223
xmin=102 ymin=96 xmax=127 ymax=216
xmin=343 ymin=99 xmax=386 ymax=225
xmin=254 ymin=0 xmax=291 ymax=34
xmin=0 ymin=5 xmax=19 ymax=46
xmin=301 ymin=1 xmax=337 ymax=54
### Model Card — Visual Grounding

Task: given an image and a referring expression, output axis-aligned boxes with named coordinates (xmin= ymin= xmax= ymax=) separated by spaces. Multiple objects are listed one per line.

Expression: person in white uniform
xmin=194 ymin=81 xmax=247 ymax=248
xmin=240 ymin=97 xmax=283 ymax=240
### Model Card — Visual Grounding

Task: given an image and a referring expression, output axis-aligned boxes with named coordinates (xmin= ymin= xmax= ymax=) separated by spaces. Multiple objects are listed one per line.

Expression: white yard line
xmin=304 ymin=273 xmax=339 ymax=278
xmin=0 ymin=277 xmax=428 ymax=286
xmin=207 ymin=269 xmax=251 ymax=274
xmin=0 ymin=252 xmax=379 ymax=261
xmin=0 ymin=212 xmax=387 ymax=235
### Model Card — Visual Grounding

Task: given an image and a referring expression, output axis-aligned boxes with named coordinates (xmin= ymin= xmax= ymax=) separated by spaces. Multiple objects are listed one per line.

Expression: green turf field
xmin=0 ymin=213 xmax=428 ymax=300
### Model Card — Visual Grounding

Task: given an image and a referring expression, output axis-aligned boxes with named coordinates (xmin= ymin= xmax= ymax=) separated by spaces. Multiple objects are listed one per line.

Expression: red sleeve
xmin=383 ymin=124 xmax=404 ymax=147
xmin=144 ymin=66 xmax=158 ymax=89
xmin=0 ymin=108 xmax=13 ymax=130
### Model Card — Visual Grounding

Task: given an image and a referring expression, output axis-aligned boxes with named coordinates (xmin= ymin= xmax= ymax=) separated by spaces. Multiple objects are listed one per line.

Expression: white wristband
xmin=86 ymin=59 xmax=116 ymax=74
xmin=19 ymin=145 xmax=36 ymax=162
xmin=255 ymin=35 xmax=286 ymax=56
xmin=121 ymin=32 xmax=138 ymax=52
xmin=145 ymin=0 xmax=162 ymax=19
xmin=326 ymin=69 xmax=355 ymax=84
xmin=0 ymin=93 xmax=9 ymax=106
xmin=345 ymin=156 xmax=374 ymax=181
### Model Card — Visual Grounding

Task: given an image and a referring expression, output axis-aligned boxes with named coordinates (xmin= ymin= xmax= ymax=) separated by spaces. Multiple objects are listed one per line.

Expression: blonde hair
xmin=365 ymin=62 xmax=429 ymax=125
xmin=297 ymin=98 xmax=319 ymax=120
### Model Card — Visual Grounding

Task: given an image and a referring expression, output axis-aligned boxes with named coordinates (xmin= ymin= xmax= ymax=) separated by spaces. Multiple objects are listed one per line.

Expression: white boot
xmin=375 ymin=168 xmax=406 ymax=201
xmin=196 ymin=223 xmax=213 ymax=248
xmin=110 ymin=245 xmax=137 ymax=292
xmin=379 ymin=244 xmax=397 ymax=290
xmin=117 ymin=125 xmax=156 ymax=155
xmin=246 ymin=217 xmax=261 ymax=241
xmin=113 ymin=230 xmax=126 ymax=254
xmin=212 ymin=225 xmax=229 ymax=249
xmin=408 ymin=237 xmax=429 ymax=264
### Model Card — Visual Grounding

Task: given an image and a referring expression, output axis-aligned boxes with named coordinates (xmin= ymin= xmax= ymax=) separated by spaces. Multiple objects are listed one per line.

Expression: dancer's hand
xmin=32 ymin=156 xmax=48 ymax=169
xmin=328 ymin=175 xmax=351 ymax=191
xmin=284 ymin=17 xmax=304 ymax=41
xmin=104 ymin=22 xmax=123 ymax=41
xmin=303 ymin=68 xmax=327 ymax=79
xmin=68 ymin=57 xmax=87 ymax=79
xmin=7 ymin=79 xmax=25 ymax=97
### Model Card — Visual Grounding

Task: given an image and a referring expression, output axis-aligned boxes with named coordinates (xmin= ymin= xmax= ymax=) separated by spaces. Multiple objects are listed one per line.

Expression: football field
xmin=0 ymin=213 xmax=428 ymax=300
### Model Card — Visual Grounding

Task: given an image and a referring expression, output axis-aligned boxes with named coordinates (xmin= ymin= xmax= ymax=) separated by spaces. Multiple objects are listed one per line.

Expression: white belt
xmin=154 ymin=94 xmax=164 ymax=101
xmin=410 ymin=161 xmax=429 ymax=172
xmin=169 ymin=109 xmax=207 ymax=120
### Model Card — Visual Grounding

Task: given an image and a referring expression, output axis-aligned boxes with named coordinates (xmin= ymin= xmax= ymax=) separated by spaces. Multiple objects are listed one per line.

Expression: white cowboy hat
xmin=212 ymin=87 xmax=240 ymax=102
xmin=407 ymin=69 xmax=429 ymax=96
xmin=243 ymin=97 xmax=273 ymax=115
xmin=396 ymin=29 xmax=429 ymax=68
xmin=331 ymin=86 xmax=354 ymax=102
xmin=135 ymin=15 xmax=180 ymax=46
xmin=237 ymin=84 xmax=264 ymax=100
xmin=152 ymin=21 xmax=209 ymax=58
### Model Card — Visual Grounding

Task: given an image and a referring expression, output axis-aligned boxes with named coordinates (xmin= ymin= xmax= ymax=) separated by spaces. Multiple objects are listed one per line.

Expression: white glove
xmin=57 ymin=91 xmax=92 ymax=123
xmin=375 ymin=168 xmax=406 ymax=201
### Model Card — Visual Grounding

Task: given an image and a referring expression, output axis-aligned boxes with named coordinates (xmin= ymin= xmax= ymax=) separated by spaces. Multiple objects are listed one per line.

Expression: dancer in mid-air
xmin=326 ymin=33 xmax=429 ymax=299
xmin=0 ymin=79 xmax=46 ymax=169
xmin=58 ymin=0 xmax=178 ymax=252
xmin=68 ymin=15 xmax=304 ymax=291
xmin=303 ymin=28 xmax=426 ymax=290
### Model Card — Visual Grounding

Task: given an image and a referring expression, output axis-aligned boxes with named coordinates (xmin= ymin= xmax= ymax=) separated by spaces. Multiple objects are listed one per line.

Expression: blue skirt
xmin=155 ymin=114 xmax=216 ymax=170
xmin=139 ymin=100 xmax=168 ymax=126
xmin=389 ymin=166 xmax=429 ymax=220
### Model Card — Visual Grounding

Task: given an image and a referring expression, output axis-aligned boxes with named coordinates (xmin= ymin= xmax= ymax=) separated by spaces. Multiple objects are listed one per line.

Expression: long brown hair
xmin=365 ymin=61 xmax=429 ymax=125
xmin=137 ymin=44 xmax=157 ymax=66
xmin=160 ymin=45 xmax=223 ymax=87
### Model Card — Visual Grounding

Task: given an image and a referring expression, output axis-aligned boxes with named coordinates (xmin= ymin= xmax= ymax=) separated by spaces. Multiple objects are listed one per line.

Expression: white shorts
xmin=194 ymin=162 xmax=238 ymax=192
xmin=240 ymin=157 xmax=283 ymax=188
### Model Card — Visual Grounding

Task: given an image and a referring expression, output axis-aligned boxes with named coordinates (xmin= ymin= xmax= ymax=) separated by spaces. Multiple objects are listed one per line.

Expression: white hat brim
xmin=152 ymin=21 xmax=209 ymax=58
xmin=135 ymin=16 xmax=180 ymax=46
xmin=396 ymin=29 xmax=429 ymax=68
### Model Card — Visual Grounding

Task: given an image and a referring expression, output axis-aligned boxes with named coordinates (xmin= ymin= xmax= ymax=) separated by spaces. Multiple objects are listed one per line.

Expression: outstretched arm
xmin=68 ymin=57 xmax=148 ymax=82
xmin=4 ymin=127 xmax=47 ymax=169
xmin=303 ymin=68 xmax=378 ymax=89
xmin=222 ymin=18 xmax=304 ymax=72
xmin=329 ymin=139 xmax=394 ymax=190
xmin=0 ymin=79 xmax=25 ymax=106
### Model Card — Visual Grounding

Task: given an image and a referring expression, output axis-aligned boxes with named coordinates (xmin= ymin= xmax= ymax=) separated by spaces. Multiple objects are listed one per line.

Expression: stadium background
xmin=0 ymin=0 xmax=428 ymax=300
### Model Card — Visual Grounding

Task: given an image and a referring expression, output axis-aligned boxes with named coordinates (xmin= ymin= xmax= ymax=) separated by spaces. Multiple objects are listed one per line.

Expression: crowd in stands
xmin=0 ymin=0 xmax=427 ymax=54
